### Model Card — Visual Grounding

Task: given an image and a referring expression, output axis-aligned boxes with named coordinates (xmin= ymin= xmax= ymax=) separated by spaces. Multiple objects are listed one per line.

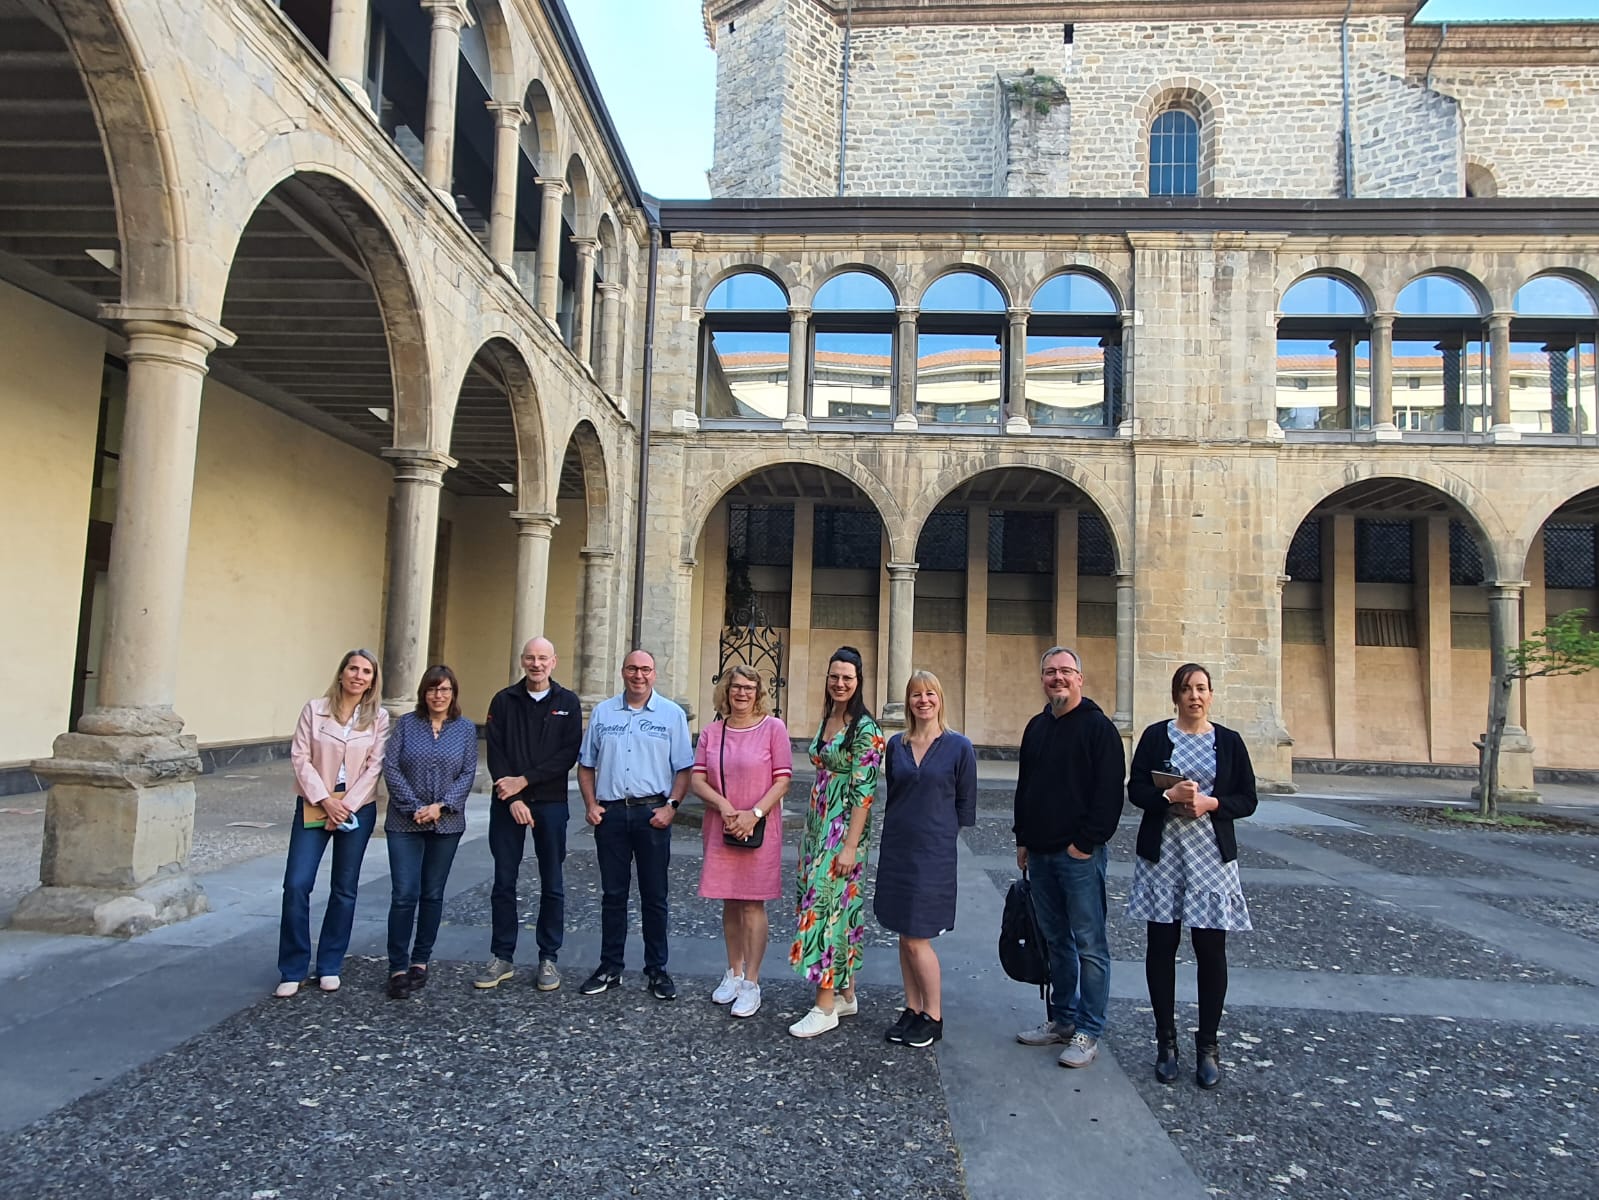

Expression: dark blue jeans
xmin=593 ymin=802 xmax=671 ymax=974
xmin=278 ymin=797 xmax=377 ymax=982
xmin=488 ymin=800 xmax=570 ymax=963
xmin=1029 ymin=844 xmax=1111 ymax=1038
xmin=386 ymin=829 xmax=463 ymax=972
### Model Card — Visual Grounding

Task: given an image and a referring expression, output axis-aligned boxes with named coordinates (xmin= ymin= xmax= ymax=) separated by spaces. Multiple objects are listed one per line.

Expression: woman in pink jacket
xmin=275 ymin=649 xmax=389 ymax=998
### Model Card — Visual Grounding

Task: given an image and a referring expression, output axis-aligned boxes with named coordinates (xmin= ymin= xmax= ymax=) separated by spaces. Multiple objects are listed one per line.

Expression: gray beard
xmin=1049 ymin=696 xmax=1071 ymax=716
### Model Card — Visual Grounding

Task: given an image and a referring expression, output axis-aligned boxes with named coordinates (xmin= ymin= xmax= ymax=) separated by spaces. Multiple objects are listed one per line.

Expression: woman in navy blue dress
xmin=874 ymin=670 xmax=976 ymax=1049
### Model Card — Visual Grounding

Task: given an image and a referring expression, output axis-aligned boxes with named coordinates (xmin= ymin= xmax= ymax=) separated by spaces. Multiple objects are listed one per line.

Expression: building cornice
xmin=1406 ymin=22 xmax=1599 ymax=72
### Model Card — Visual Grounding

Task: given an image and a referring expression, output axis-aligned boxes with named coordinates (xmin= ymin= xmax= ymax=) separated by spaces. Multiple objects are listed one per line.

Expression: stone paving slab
xmin=1476 ymin=894 xmax=1599 ymax=944
xmin=962 ymin=812 xmax=1300 ymax=872
xmin=1112 ymin=998 xmax=1599 ymax=1200
xmin=0 ymin=956 xmax=964 ymax=1200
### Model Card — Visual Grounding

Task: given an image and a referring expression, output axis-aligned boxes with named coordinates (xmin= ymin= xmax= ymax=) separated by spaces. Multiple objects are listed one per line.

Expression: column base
xmin=1489 ymin=423 xmax=1523 ymax=444
xmin=892 ymin=413 xmax=919 ymax=432
xmin=1004 ymin=415 xmax=1031 ymax=435
xmin=1372 ymin=422 xmax=1402 ymax=442
xmin=782 ymin=413 xmax=809 ymax=432
xmin=10 ymin=870 xmax=208 ymax=938
xmin=1473 ymin=728 xmax=1539 ymax=803
xmin=878 ymin=703 xmax=907 ymax=731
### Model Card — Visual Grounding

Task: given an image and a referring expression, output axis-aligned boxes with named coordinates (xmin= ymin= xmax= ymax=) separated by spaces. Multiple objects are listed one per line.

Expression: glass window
xmin=917 ymin=272 xmax=1006 ymax=428
xmin=815 ymin=271 xmax=894 ymax=311
xmin=700 ymin=272 xmax=790 ymax=420
xmin=1277 ymin=276 xmax=1372 ymax=431
xmin=811 ymin=271 xmax=894 ymax=422
xmin=1513 ymin=276 xmax=1596 ymax=318
xmin=1508 ymin=277 xmax=1597 ymax=436
xmin=1391 ymin=275 xmax=1488 ymax=434
xmin=1032 ymin=273 xmax=1117 ymax=315
xmin=1281 ymin=276 xmax=1366 ymax=317
xmin=922 ymin=272 xmax=1005 ymax=312
xmin=707 ymin=272 xmax=787 ymax=311
xmin=1026 ymin=273 xmax=1120 ymax=429
xmin=1396 ymin=275 xmax=1481 ymax=317
xmin=1149 ymin=109 xmax=1199 ymax=197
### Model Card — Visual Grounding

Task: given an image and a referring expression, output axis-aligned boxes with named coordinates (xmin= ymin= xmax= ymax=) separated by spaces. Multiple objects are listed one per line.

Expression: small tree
xmin=1479 ymin=608 xmax=1599 ymax=817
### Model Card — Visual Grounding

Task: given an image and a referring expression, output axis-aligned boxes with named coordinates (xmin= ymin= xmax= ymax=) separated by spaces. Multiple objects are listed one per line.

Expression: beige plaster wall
xmin=0 ymin=282 xmax=105 ymax=763
xmin=439 ymin=497 xmax=518 ymax=723
xmin=1535 ymin=672 xmax=1598 ymax=769
xmin=912 ymin=631 xmax=966 ymax=738
xmin=1283 ymin=643 xmax=1334 ymax=759
xmin=176 ymin=379 xmax=391 ymax=744
xmin=1351 ymin=647 xmax=1428 ymax=762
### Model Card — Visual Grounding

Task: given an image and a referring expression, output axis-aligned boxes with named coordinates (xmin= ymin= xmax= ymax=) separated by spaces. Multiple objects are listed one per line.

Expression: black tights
xmin=1145 ymin=922 xmax=1228 ymax=1046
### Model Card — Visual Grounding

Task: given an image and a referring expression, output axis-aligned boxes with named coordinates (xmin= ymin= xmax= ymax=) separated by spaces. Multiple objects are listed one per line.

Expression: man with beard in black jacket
xmin=1012 ymin=645 xmax=1126 ymax=1069
xmin=475 ymin=636 xmax=583 ymax=993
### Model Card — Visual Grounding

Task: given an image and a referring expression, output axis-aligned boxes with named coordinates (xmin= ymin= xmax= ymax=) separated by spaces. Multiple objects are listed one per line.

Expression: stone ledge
xmin=9 ymin=870 xmax=208 ymax=938
xmin=1295 ymin=757 xmax=1599 ymax=785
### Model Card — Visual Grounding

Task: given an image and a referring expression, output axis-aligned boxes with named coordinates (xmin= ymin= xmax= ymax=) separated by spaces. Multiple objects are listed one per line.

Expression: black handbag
xmin=718 ymin=719 xmax=767 ymax=849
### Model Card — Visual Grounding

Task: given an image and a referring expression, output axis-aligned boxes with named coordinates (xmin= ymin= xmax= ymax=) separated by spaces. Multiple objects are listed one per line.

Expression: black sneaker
xmin=580 ymin=969 xmax=623 ymax=995
xmin=645 ymin=969 xmax=677 ymax=1001
xmin=904 ymin=1012 xmax=943 ymax=1049
xmin=884 ymin=1007 xmax=918 ymax=1044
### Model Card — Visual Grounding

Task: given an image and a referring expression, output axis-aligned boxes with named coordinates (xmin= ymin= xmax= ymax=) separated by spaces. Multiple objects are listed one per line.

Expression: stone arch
xmin=695 ymin=259 xmax=800 ymax=310
xmin=1513 ymin=479 xmax=1599 ymax=577
xmin=1027 ymin=265 xmax=1126 ymax=313
xmin=211 ymin=158 xmax=434 ymax=449
xmin=1134 ymin=76 xmax=1226 ymax=197
xmin=1394 ymin=266 xmax=1492 ymax=316
xmin=520 ymin=79 xmax=560 ymax=176
xmin=464 ymin=0 xmax=520 ymax=101
xmin=445 ymin=327 xmax=549 ymax=510
xmin=1464 ymin=159 xmax=1499 ymax=199
xmin=556 ymin=418 xmax=612 ymax=546
xmin=903 ymin=456 xmax=1131 ymax=572
xmin=905 ymin=260 xmax=1013 ymax=309
xmin=1512 ymin=266 xmax=1599 ymax=310
xmin=564 ymin=152 xmax=594 ymax=237
xmin=1277 ymin=267 xmax=1375 ymax=316
xmin=809 ymin=262 xmax=902 ymax=307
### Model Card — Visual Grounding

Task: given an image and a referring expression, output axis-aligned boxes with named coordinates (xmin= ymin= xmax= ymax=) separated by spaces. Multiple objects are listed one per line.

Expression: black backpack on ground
xmin=998 ymin=870 xmax=1051 ymax=989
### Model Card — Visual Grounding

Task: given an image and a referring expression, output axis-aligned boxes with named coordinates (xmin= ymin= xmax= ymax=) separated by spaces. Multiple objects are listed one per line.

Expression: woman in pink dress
xmin=692 ymin=663 xmax=792 ymax=1018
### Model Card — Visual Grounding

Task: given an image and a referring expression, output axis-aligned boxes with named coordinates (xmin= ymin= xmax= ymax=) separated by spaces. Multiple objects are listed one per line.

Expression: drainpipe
xmin=1340 ymin=0 xmax=1355 ymax=198
xmin=630 ymin=202 xmax=662 ymax=649
xmin=1424 ymin=23 xmax=1448 ymax=91
xmin=837 ymin=0 xmax=853 ymax=196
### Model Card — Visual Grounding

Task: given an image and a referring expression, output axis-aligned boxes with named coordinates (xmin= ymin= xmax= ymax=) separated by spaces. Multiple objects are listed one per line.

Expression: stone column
xmin=1326 ymin=515 xmax=1357 ymax=757
xmin=1419 ymin=516 xmax=1452 ymax=762
xmin=382 ymin=449 xmax=454 ymax=704
xmin=881 ymin=562 xmax=918 ymax=727
xmin=893 ymin=305 xmax=919 ymax=431
xmin=485 ymin=101 xmax=527 ymax=270
xmin=14 ymin=311 xmax=234 ymax=937
xmin=534 ymin=177 xmax=568 ymax=323
xmin=598 ymin=281 xmax=623 ymax=395
xmin=1478 ymin=581 xmax=1539 ymax=802
xmin=327 ymin=0 xmax=372 ymax=106
xmin=1113 ymin=571 xmax=1134 ymax=731
xmin=571 ymin=237 xmax=598 ymax=357
xmin=577 ymin=546 xmax=616 ymax=706
xmin=1487 ymin=311 xmax=1519 ymax=442
xmin=784 ymin=306 xmax=809 ymax=430
xmin=1054 ymin=511 xmax=1078 ymax=650
xmin=420 ymin=0 xmax=470 ymax=203
xmin=1521 ymin=534 xmax=1548 ymax=755
xmin=1005 ymin=307 xmax=1030 ymax=433
xmin=510 ymin=510 xmax=559 ymax=678
xmin=1371 ymin=312 xmax=1400 ymax=441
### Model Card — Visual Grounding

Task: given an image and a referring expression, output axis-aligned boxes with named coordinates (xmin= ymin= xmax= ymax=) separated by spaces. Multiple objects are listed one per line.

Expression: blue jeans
xmin=1029 ymin=844 xmax=1111 ymax=1038
xmin=278 ymin=797 xmax=377 ymax=981
xmin=386 ymin=829 xmax=463 ymax=972
xmin=593 ymin=802 xmax=671 ymax=974
xmin=488 ymin=799 xmax=569 ymax=963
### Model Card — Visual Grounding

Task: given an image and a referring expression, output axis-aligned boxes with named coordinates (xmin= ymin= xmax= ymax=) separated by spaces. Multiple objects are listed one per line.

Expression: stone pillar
xmin=577 ymin=546 xmax=616 ymax=706
xmin=1439 ymin=337 xmax=1464 ymax=432
xmin=1326 ymin=514 xmax=1357 ymax=758
xmin=420 ymin=0 xmax=470 ymax=202
xmin=14 ymin=311 xmax=234 ymax=937
xmin=1521 ymin=534 xmax=1548 ymax=757
xmin=881 ymin=562 xmax=918 ymax=727
xmin=1419 ymin=516 xmax=1452 ymax=762
xmin=1054 ymin=511 xmax=1078 ymax=651
xmin=1371 ymin=312 xmax=1399 ymax=440
xmin=571 ymin=237 xmax=597 ymax=357
xmin=535 ymin=177 xmax=567 ymax=324
xmin=598 ymin=281 xmax=623 ymax=395
xmin=485 ymin=101 xmax=527 ymax=270
xmin=963 ymin=504 xmax=989 ymax=741
xmin=1005 ymin=307 xmax=1030 ymax=433
xmin=510 ymin=510 xmax=559 ymax=678
xmin=1113 ymin=571 xmax=1134 ymax=731
xmin=327 ymin=0 xmax=372 ymax=106
xmin=1478 ymin=581 xmax=1539 ymax=802
xmin=1487 ymin=311 xmax=1520 ymax=442
xmin=1116 ymin=310 xmax=1137 ymax=436
xmin=382 ymin=449 xmax=454 ymax=704
xmin=787 ymin=501 xmax=816 ymax=722
xmin=893 ymin=306 xmax=919 ymax=431
xmin=784 ymin=306 xmax=809 ymax=430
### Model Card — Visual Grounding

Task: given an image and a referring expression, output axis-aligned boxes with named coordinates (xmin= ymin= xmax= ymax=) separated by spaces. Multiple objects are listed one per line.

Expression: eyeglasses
xmin=623 ymin=665 xmax=655 ymax=674
xmin=727 ymin=684 xmax=759 ymax=694
xmin=425 ymin=685 xmax=455 ymax=695
xmin=1041 ymin=667 xmax=1080 ymax=679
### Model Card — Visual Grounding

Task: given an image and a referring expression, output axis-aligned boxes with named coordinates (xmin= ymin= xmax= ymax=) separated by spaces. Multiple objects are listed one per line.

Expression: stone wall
xmin=999 ymin=72 xmax=1071 ymax=197
xmin=1353 ymin=70 xmax=1462 ymax=199
xmin=1425 ymin=65 xmax=1599 ymax=198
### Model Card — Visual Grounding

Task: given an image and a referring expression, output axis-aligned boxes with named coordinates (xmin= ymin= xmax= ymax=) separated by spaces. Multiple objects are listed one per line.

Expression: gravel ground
xmin=1476 ymin=894 xmax=1599 ymax=943
xmin=0 ymin=957 xmax=964 ymax=1200
xmin=1282 ymin=827 xmax=1523 ymax=880
xmin=962 ymin=813 xmax=1297 ymax=873
xmin=1112 ymin=999 xmax=1599 ymax=1200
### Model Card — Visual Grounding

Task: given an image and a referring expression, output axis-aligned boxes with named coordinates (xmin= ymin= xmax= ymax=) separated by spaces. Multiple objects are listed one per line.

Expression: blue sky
xmin=564 ymin=1 xmax=1597 ymax=200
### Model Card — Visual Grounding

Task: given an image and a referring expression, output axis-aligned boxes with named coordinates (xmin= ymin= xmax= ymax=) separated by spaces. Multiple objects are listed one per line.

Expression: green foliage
xmin=1507 ymin=607 xmax=1599 ymax=681
xmin=1006 ymin=72 xmax=1064 ymax=116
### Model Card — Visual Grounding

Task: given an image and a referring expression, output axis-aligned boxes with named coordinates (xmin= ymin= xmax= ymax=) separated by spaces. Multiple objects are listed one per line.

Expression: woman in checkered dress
xmin=1126 ymin=663 xmax=1258 ymax=1091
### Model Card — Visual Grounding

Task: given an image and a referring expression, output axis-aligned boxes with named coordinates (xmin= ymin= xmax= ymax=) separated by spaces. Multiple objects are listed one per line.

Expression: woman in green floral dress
xmin=788 ymin=646 xmax=885 ymax=1039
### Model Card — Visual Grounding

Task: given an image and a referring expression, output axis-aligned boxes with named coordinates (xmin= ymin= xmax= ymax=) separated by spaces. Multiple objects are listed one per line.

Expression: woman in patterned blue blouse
xmin=1126 ymin=663 xmax=1258 ymax=1090
xmin=382 ymin=664 xmax=479 ymax=999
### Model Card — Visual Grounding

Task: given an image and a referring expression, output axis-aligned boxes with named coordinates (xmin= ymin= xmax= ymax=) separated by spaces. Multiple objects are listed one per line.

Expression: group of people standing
xmin=271 ymin=637 xmax=1257 ymax=1086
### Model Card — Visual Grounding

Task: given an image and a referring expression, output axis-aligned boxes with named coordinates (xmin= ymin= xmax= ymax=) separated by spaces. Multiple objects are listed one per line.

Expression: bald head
xmin=520 ymin=637 xmax=556 ymax=689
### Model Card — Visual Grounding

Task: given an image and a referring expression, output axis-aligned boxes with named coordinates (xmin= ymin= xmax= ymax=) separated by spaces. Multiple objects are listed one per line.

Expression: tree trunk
xmin=1478 ymin=676 xmax=1510 ymax=819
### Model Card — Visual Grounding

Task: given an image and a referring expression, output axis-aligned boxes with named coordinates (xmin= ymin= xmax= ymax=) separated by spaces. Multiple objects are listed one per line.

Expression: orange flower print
xmin=819 ymin=968 xmax=835 ymax=990
xmin=789 ymin=941 xmax=803 ymax=965
xmin=797 ymin=909 xmax=817 ymax=933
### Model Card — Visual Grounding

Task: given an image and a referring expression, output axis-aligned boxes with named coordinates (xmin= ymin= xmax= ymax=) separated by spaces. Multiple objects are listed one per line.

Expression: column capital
xmin=895 ymin=305 xmax=919 ymax=321
xmin=1370 ymin=310 xmax=1397 ymax=328
xmin=1114 ymin=571 xmax=1133 ymax=586
xmin=485 ymin=100 xmax=528 ymax=128
xmin=511 ymin=509 xmax=560 ymax=538
xmin=535 ymin=175 xmax=570 ymax=195
xmin=788 ymin=305 xmax=811 ymax=323
xmin=599 ymin=280 xmax=625 ymax=298
xmin=1485 ymin=579 xmax=1529 ymax=597
xmin=100 ymin=305 xmax=237 ymax=353
xmin=1006 ymin=306 xmax=1030 ymax=323
xmin=580 ymin=544 xmax=617 ymax=561
xmin=1487 ymin=310 xmax=1514 ymax=331
xmin=421 ymin=0 xmax=471 ymax=27
xmin=572 ymin=235 xmax=599 ymax=251
xmin=886 ymin=561 xmax=919 ymax=580
xmin=381 ymin=447 xmax=456 ymax=485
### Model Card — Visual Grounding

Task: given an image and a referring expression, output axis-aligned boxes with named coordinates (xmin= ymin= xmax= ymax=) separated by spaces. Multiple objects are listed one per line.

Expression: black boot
xmin=1195 ymin=1039 xmax=1221 ymax=1090
xmin=1155 ymin=1032 xmax=1180 ymax=1085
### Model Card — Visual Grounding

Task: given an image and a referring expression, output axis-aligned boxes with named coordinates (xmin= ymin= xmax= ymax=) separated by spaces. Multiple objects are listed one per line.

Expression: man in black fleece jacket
xmin=1012 ymin=645 xmax=1126 ymax=1069
xmin=476 ymin=637 xmax=583 ymax=992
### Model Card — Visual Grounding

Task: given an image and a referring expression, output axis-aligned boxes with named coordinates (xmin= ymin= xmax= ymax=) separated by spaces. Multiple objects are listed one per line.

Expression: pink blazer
xmin=290 ymin=697 xmax=390 ymax=812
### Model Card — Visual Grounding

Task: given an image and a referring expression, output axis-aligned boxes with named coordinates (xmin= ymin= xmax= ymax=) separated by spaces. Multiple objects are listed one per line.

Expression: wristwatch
xmin=668 ymin=798 xmax=681 ymax=810
xmin=752 ymin=806 xmax=764 ymax=820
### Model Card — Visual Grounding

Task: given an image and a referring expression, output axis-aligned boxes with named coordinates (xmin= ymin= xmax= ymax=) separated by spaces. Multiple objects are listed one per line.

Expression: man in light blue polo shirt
xmin=577 ymin=647 xmax=694 ymax=1000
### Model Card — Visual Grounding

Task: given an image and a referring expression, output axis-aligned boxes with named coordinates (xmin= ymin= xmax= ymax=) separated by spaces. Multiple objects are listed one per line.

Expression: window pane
xmin=1392 ymin=339 xmax=1488 ymax=432
xmin=1506 ymin=339 xmax=1596 ymax=434
xmin=1276 ymin=336 xmax=1370 ymax=430
xmin=1032 ymin=272 xmax=1116 ymax=314
xmin=1149 ymin=109 xmax=1198 ymax=197
xmin=1025 ymin=335 xmax=1111 ymax=426
xmin=916 ymin=509 xmax=968 ymax=572
xmin=707 ymin=272 xmax=788 ymax=311
xmin=815 ymin=271 xmax=894 ymax=310
xmin=1355 ymin=519 xmax=1414 ymax=584
xmin=1513 ymin=276 xmax=1596 ymax=317
xmin=811 ymin=331 xmax=893 ymax=420
xmin=1396 ymin=275 xmax=1480 ymax=317
xmin=916 ymin=332 xmax=1002 ymax=426
xmin=1281 ymin=275 xmax=1366 ymax=316
xmin=701 ymin=330 xmax=788 ymax=419
xmin=921 ymin=272 xmax=1005 ymax=312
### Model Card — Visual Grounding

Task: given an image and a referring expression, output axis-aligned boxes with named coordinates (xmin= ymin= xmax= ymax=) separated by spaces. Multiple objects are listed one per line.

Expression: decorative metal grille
xmin=1545 ymin=523 xmax=1598 ymax=589
xmin=727 ymin=503 xmax=794 ymax=567
xmin=714 ymin=621 xmax=786 ymax=718
xmin=814 ymin=506 xmax=882 ymax=570
xmin=916 ymin=508 xmax=968 ymax=572
xmin=1449 ymin=519 xmax=1485 ymax=586
xmin=1355 ymin=519 xmax=1414 ymax=584
xmin=988 ymin=510 xmax=1055 ymax=575
xmin=914 ymin=596 xmax=966 ymax=633
xmin=1355 ymin=608 xmax=1418 ymax=647
xmin=1077 ymin=600 xmax=1117 ymax=638
xmin=1285 ymin=519 xmax=1322 ymax=582
xmin=1077 ymin=510 xmax=1116 ymax=576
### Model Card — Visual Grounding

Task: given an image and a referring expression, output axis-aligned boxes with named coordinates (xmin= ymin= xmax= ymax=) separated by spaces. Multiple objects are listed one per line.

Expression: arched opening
xmin=1464 ymin=162 xmax=1499 ymax=199
xmin=1393 ymin=273 xmax=1488 ymax=435
xmin=560 ymin=155 xmax=592 ymax=345
xmin=1280 ymin=478 xmax=1494 ymax=766
xmin=1277 ymin=273 xmax=1373 ymax=432
xmin=1027 ymin=271 xmax=1122 ymax=429
xmin=446 ymin=1 xmax=500 ymax=245
xmin=511 ymin=80 xmax=559 ymax=300
xmin=547 ymin=423 xmax=611 ymax=700
xmin=1523 ymin=488 xmax=1599 ymax=768
xmin=698 ymin=270 xmax=790 ymax=421
xmin=917 ymin=271 xmax=1007 ymax=430
xmin=1508 ymin=274 xmax=1598 ymax=438
xmin=811 ymin=270 xmax=896 ymax=422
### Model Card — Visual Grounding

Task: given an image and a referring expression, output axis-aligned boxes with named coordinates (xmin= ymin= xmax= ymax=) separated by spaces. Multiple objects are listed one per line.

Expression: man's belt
xmin=604 ymin=794 xmax=666 ymax=807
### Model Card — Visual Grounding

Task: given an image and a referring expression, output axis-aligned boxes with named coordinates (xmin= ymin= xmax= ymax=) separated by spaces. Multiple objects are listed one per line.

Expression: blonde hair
xmin=713 ymin=663 xmax=771 ymax=720
xmin=903 ymin=669 xmax=948 ymax=736
xmin=323 ymin=648 xmax=382 ymax=731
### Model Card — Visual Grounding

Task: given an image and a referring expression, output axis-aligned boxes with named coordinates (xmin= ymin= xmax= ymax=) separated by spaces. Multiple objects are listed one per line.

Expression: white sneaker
xmin=711 ymin=968 xmax=743 ymax=1005
xmin=834 ymin=992 xmax=858 ymax=1018
xmin=273 ymin=981 xmax=300 ymax=999
xmin=788 ymin=1005 xmax=839 ymax=1038
xmin=318 ymin=975 xmax=341 ymax=993
xmin=731 ymin=980 xmax=762 ymax=1018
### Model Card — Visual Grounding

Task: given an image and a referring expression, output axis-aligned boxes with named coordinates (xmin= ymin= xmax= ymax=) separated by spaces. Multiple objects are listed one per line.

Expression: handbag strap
xmin=717 ymin=714 xmax=727 ymax=797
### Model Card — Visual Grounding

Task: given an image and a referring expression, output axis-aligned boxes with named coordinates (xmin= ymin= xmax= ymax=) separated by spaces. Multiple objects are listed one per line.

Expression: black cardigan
xmin=1127 ymin=721 xmax=1258 ymax=865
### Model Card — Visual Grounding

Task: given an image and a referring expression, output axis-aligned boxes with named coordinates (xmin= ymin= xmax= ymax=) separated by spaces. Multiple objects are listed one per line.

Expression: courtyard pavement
xmin=0 ymin=760 xmax=1596 ymax=1199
